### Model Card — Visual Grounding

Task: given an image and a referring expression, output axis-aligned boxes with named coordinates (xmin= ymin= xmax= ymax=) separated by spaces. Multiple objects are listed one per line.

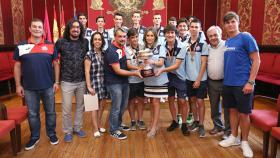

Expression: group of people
xmin=14 ymin=10 xmax=260 ymax=158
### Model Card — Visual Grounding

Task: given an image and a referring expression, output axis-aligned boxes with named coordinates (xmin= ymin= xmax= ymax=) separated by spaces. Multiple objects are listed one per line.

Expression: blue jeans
xmin=107 ymin=83 xmax=129 ymax=133
xmin=25 ymin=87 xmax=56 ymax=140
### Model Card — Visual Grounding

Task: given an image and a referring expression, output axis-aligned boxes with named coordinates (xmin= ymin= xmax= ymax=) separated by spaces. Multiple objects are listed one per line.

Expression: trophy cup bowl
xmin=137 ymin=49 xmax=155 ymax=77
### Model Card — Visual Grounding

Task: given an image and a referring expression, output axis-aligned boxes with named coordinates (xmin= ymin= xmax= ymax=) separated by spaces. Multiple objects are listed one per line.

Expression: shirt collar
xmin=210 ymin=40 xmax=223 ymax=49
xmin=28 ymin=37 xmax=44 ymax=44
xmin=112 ymin=41 xmax=124 ymax=49
xmin=165 ymin=39 xmax=178 ymax=51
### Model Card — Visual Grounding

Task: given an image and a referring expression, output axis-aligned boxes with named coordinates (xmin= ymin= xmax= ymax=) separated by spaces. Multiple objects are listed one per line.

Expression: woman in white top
xmin=142 ymin=28 xmax=169 ymax=137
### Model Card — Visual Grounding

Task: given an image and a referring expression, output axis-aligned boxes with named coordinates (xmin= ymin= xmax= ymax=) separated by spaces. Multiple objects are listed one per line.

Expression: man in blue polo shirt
xmin=219 ymin=12 xmax=260 ymax=158
xmin=14 ymin=18 xmax=59 ymax=150
xmin=185 ymin=18 xmax=208 ymax=138
xmin=156 ymin=24 xmax=190 ymax=136
xmin=104 ymin=28 xmax=142 ymax=140
xmin=78 ymin=12 xmax=94 ymax=49
xmin=131 ymin=10 xmax=146 ymax=47
xmin=94 ymin=16 xmax=111 ymax=51
xmin=153 ymin=13 xmax=165 ymax=45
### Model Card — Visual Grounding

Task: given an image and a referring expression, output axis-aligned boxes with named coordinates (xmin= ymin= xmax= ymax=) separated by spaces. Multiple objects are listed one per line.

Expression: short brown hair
xmin=30 ymin=18 xmax=43 ymax=27
xmin=164 ymin=24 xmax=176 ymax=34
xmin=168 ymin=17 xmax=176 ymax=22
xmin=223 ymin=11 xmax=239 ymax=23
xmin=132 ymin=10 xmax=142 ymax=17
xmin=177 ymin=18 xmax=188 ymax=26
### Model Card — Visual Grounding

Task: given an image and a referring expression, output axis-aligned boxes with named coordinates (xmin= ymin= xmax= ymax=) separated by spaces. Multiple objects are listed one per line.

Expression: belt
xmin=209 ymin=78 xmax=223 ymax=82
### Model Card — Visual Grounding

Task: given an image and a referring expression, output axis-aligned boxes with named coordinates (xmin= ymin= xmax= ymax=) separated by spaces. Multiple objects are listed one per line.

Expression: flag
xmin=60 ymin=5 xmax=65 ymax=37
xmin=43 ymin=4 xmax=52 ymax=42
xmin=73 ymin=0 xmax=77 ymax=19
xmin=53 ymin=5 xmax=59 ymax=43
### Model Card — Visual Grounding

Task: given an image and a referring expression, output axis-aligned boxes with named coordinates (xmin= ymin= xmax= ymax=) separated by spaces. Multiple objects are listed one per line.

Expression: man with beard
xmin=55 ymin=19 xmax=88 ymax=143
xmin=104 ymin=28 xmax=142 ymax=140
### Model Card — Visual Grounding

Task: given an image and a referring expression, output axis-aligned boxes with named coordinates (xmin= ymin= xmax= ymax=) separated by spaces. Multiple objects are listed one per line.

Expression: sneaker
xmin=99 ymin=127 xmax=106 ymax=133
xmin=64 ymin=133 xmax=73 ymax=143
xmin=181 ymin=123 xmax=190 ymax=136
xmin=219 ymin=134 xmax=241 ymax=147
xmin=209 ymin=128 xmax=223 ymax=135
xmin=222 ymin=131 xmax=231 ymax=140
xmin=120 ymin=124 xmax=130 ymax=131
xmin=241 ymin=141 xmax=253 ymax=158
xmin=189 ymin=121 xmax=199 ymax=131
xmin=199 ymin=125 xmax=206 ymax=138
xmin=177 ymin=114 xmax=182 ymax=125
xmin=186 ymin=113 xmax=194 ymax=125
xmin=110 ymin=130 xmax=127 ymax=140
xmin=93 ymin=131 xmax=101 ymax=138
xmin=74 ymin=130 xmax=86 ymax=138
xmin=25 ymin=138 xmax=40 ymax=150
xmin=167 ymin=120 xmax=179 ymax=132
xmin=137 ymin=120 xmax=146 ymax=130
xmin=130 ymin=121 xmax=137 ymax=131
xmin=50 ymin=135 xmax=59 ymax=145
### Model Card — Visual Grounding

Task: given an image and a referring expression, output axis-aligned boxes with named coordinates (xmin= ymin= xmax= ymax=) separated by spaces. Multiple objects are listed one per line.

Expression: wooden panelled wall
xmin=217 ymin=0 xmax=280 ymax=45
xmin=0 ymin=0 xmax=279 ymax=45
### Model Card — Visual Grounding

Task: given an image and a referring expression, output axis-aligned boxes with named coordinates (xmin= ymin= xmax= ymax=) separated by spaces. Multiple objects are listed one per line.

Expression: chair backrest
xmin=277 ymin=94 xmax=280 ymax=112
xmin=22 ymin=97 xmax=26 ymax=106
xmin=276 ymin=95 xmax=280 ymax=126
xmin=0 ymin=103 xmax=7 ymax=120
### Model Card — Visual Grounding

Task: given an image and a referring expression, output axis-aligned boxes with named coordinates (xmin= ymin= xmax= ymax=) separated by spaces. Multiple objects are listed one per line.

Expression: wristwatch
xmin=247 ymin=80 xmax=255 ymax=86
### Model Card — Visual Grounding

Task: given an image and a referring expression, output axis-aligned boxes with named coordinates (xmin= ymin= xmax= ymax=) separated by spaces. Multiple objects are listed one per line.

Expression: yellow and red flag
xmin=60 ymin=5 xmax=65 ymax=37
xmin=53 ymin=5 xmax=59 ymax=43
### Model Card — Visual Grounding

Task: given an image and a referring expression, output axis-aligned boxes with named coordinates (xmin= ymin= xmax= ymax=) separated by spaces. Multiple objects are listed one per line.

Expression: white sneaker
xmin=93 ymin=131 xmax=101 ymax=138
xmin=99 ymin=127 xmax=106 ymax=133
xmin=241 ymin=141 xmax=253 ymax=158
xmin=219 ymin=134 xmax=241 ymax=147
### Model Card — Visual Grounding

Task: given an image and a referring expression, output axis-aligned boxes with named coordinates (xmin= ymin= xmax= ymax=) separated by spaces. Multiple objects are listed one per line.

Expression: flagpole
xmin=59 ymin=0 xmax=61 ymax=20
xmin=73 ymin=0 xmax=76 ymax=18
xmin=59 ymin=0 xmax=61 ymax=37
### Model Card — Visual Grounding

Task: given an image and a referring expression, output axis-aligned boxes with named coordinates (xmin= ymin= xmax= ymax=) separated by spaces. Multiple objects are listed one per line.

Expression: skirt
xmin=144 ymin=84 xmax=168 ymax=98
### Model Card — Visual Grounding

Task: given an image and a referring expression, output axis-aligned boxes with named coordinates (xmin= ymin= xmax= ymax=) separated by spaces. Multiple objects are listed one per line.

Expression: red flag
xmin=43 ymin=4 xmax=52 ymax=42
xmin=53 ymin=5 xmax=59 ymax=43
xmin=60 ymin=5 xmax=65 ymax=37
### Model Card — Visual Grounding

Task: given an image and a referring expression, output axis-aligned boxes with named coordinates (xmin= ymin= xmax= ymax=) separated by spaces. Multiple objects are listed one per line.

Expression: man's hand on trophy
xmin=137 ymin=65 xmax=144 ymax=70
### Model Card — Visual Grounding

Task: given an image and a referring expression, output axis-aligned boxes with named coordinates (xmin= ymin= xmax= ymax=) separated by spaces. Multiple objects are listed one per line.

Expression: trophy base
xmin=141 ymin=69 xmax=154 ymax=77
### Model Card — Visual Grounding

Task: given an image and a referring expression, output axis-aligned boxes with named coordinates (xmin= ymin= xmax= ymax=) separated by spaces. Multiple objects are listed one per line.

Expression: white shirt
xmin=207 ymin=40 xmax=226 ymax=80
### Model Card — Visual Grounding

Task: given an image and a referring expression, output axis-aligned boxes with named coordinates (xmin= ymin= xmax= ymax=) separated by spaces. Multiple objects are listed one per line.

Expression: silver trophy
xmin=137 ymin=49 xmax=155 ymax=77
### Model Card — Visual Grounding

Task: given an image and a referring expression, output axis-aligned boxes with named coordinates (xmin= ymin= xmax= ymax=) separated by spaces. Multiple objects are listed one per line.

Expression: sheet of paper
xmin=84 ymin=94 xmax=99 ymax=111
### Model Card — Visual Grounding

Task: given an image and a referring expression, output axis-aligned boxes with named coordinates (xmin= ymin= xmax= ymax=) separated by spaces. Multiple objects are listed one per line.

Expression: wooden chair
xmin=0 ymin=104 xmax=17 ymax=156
xmin=250 ymin=94 xmax=280 ymax=158
xmin=2 ymin=99 xmax=28 ymax=152
xmin=270 ymin=127 xmax=280 ymax=158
